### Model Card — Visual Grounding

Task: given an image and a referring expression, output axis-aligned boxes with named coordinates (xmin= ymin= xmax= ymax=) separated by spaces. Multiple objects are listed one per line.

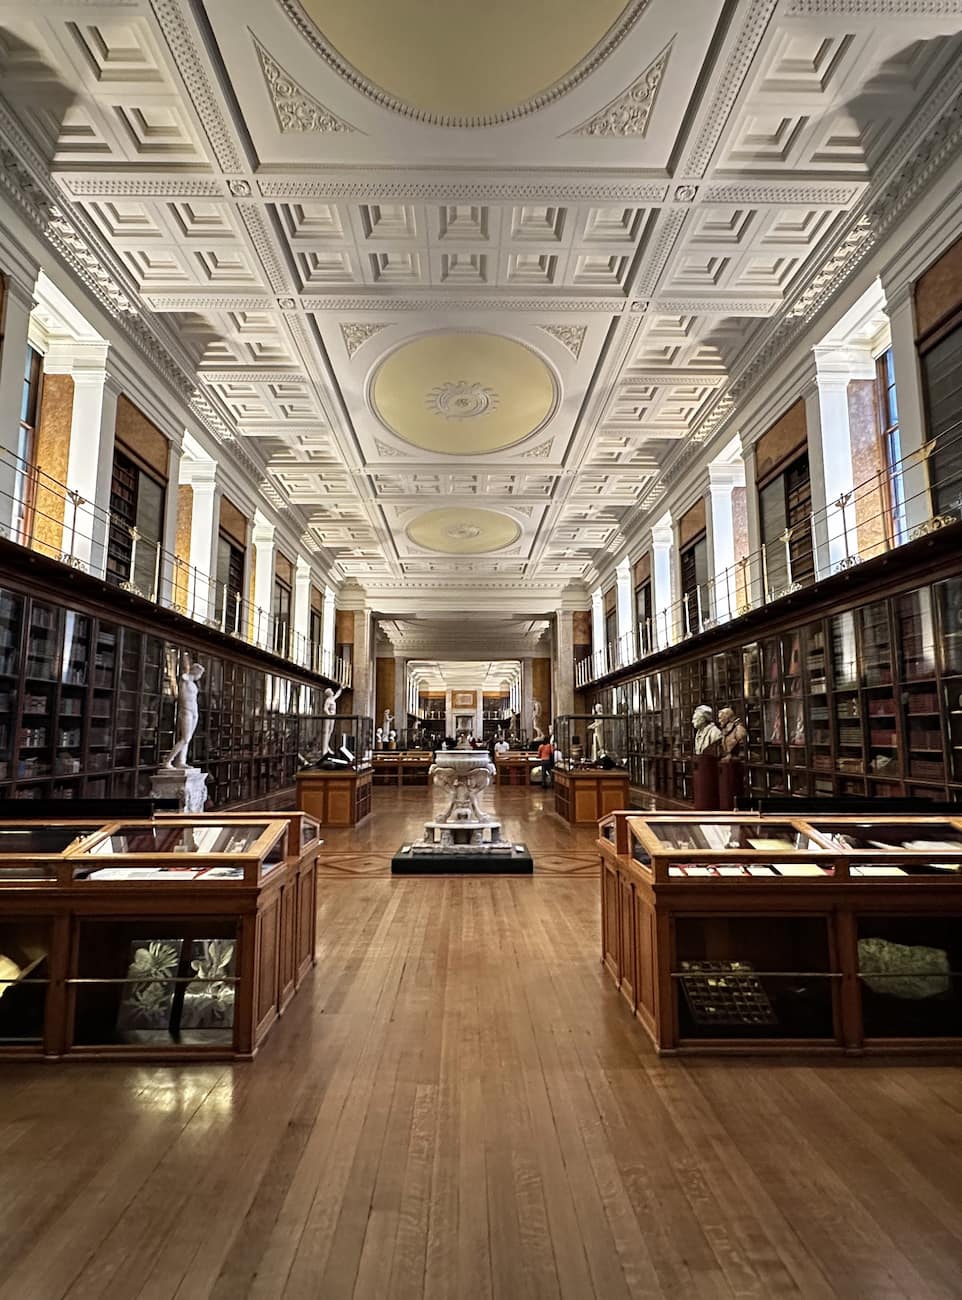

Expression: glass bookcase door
xmin=87 ymin=620 xmax=118 ymax=793
xmin=935 ymin=579 xmax=962 ymax=783
xmin=859 ymin=601 xmax=900 ymax=785
xmin=802 ymin=621 xmax=832 ymax=783
xmin=19 ymin=600 xmax=63 ymax=795
xmin=782 ymin=629 xmax=805 ymax=760
xmin=0 ymin=589 xmax=23 ymax=788
xmin=829 ymin=612 xmax=863 ymax=781
xmin=54 ymin=610 xmax=91 ymax=799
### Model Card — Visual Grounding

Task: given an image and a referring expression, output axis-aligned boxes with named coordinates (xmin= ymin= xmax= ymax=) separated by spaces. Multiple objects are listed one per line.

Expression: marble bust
xmin=692 ymin=704 xmax=722 ymax=756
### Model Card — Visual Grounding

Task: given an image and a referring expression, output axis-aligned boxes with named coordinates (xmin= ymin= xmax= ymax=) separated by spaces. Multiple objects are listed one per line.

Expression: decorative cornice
xmin=568 ymin=43 xmax=671 ymax=138
xmin=341 ymin=321 xmax=390 ymax=357
xmin=279 ymin=0 xmax=653 ymax=128
xmin=252 ymin=35 xmax=359 ymax=134
xmin=538 ymin=324 xmax=587 ymax=358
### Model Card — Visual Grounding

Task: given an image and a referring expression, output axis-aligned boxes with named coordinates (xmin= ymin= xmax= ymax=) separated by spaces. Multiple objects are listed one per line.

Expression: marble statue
xmin=320 ymin=685 xmax=343 ymax=756
xmin=587 ymin=702 xmax=606 ymax=762
xmin=718 ymin=707 xmax=748 ymax=759
xmin=383 ymin=708 xmax=394 ymax=735
xmin=375 ymin=727 xmax=384 ymax=749
xmin=163 ymin=653 xmax=205 ymax=770
xmin=692 ymin=704 xmax=723 ymax=756
xmin=531 ymin=697 xmax=542 ymax=737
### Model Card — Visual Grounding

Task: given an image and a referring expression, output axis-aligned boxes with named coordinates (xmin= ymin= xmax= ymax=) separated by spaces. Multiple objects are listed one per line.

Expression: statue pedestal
xmin=151 ymin=765 xmax=209 ymax=813
xmin=693 ymin=754 xmax=720 ymax=811
xmin=718 ymin=758 xmax=745 ymax=811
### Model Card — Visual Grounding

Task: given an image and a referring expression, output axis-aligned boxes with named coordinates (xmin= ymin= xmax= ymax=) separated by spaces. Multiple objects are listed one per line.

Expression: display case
xmin=598 ymin=810 xmax=962 ymax=1055
xmin=0 ymin=811 xmax=320 ymax=1060
xmin=553 ymin=714 xmax=628 ymax=769
xmin=298 ymin=715 xmax=373 ymax=770
xmin=295 ymin=716 xmax=374 ymax=826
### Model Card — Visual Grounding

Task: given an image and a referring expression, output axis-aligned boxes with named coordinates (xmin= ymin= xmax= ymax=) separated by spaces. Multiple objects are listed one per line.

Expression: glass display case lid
xmin=632 ymin=818 xmax=829 ymax=854
xmin=75 ymin=822 xmax=279 ymax=857
xmin=805 ymin=820 xmax=962 ymax=853
xmin=0 ymin=824 xmax=95 ymax=855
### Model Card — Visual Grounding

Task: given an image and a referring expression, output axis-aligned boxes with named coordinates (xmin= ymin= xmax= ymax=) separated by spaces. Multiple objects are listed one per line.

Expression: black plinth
xmin=391 ymin=843 xmax=534 ymax=875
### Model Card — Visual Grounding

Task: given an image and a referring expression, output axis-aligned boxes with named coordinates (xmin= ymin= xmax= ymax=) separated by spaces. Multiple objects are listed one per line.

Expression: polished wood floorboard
xmin=318 ymin=784 xmax=600 ymax=876
xmin=2 ymin=789 xmax=962 ymax=1298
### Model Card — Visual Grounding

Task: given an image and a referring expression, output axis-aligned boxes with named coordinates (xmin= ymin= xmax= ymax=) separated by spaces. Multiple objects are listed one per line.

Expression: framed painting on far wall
xmin=452 ymin=691 xmax=477 ymax=709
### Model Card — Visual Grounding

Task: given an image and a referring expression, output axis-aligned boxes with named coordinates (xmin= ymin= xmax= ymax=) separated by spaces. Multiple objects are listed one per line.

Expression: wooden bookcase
xmin=0 ymin=544 xmax=342 ymax=809
xmin=586 ymin=530 xmax=962 ymax=807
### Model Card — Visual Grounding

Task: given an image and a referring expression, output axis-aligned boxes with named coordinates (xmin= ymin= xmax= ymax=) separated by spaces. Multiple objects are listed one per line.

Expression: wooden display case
xmin=555 ymin=768 xmax=630 ymax=824
xmin=598 ymin=810 xmax=962 ymax=1055
xmin=296 ymin=767 xmax=372 ymax=826
xmin=0 ymin=812 xmax=320 ymax=1060
xmin=496 ymin=754 xmax=539 ymax=786
xmin=372 ymin=751 xmax=434 ymax=787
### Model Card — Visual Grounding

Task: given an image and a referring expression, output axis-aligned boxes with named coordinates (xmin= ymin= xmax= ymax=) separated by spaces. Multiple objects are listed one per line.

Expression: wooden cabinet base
xmin=296 ymin=767 xmax=372 ymax=826
xmin=554 ymin=769 xmax=630 ymax=824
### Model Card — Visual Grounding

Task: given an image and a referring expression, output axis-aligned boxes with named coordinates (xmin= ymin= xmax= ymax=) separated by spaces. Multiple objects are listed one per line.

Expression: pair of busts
xmin=692 ymin=705 xmax=747 ymax=759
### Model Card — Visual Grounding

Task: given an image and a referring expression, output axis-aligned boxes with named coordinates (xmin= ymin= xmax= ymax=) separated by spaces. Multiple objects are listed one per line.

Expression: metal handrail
xmin=0 ymin=448 xmax=351 ymax=688
xmin=576 ymin=418 xmax=962 ymax=687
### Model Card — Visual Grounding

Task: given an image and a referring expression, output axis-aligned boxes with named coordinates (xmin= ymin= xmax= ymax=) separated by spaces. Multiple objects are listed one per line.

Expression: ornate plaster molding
xmin=279 ymin=0 xmax=653 ymax=128
xmin=252 ymin=35 xmax=359 ymax=134
xmin=341 ymin=321 xmax=389 ymax=357
xmin=568 ymin=43 xmax=671 ymax=138
xmin=683 ymin=0 xmax=779 ymax=177
xmin=538 ymin=324 xmax=587 ymax=358
xmin=302 ymin=296 xmax=625 ymax=313
xmin=256 ymin=177 xmax=670 ymax=202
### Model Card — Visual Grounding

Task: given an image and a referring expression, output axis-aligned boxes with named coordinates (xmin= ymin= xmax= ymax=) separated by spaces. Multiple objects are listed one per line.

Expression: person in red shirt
xmin=537 ymin=736 xmax=555 ymax=787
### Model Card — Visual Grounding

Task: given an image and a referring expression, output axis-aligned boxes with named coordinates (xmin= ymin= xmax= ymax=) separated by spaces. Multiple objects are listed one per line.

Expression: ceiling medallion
xmin=279 ymin=0 xmax=652 ymax=128
xmin=445 ymin=523 xmax=482 ymax=540
xmin=426 ymin=380 xmax=499 ymax=420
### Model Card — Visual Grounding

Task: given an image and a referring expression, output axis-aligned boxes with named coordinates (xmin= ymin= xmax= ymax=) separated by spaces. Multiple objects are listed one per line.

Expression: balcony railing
xmin=576 ymin=420 xmax=962 ymax=688
xmin=1 ymin=450 xmax=352 ymax=688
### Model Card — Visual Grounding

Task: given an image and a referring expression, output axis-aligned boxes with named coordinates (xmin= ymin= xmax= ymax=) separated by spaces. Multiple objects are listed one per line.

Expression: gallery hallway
xmin=2 ymin=789 xmax=962 ymax=1299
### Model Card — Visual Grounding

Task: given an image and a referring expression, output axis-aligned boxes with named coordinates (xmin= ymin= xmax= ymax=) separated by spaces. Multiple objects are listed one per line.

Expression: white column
xmin=158 ymin=435 xmax=183 ymax=608
xmin=180 ymin=458 xmax=220 ymax=624
xmin=615 ymin=556 xmax=635 ymax=667
xmin=251 ymin=512 xmax=276 ymax=650
xmin=50 ymin=341 xmax=119 ymax=578
xmin=650 ymin=517 xmax=675 ymax=649
xmin=590 ymin=586 xmax=605 ymax=677
xmin=321 ymin=583 xmax=337 ymax=679
xmin=292 ymin=556 xmax=312 ymax=667
xmin=810 ymin=346 xmax=866 ymax=575
xmin=707 ymin=460 xmax=745 ymax=624
xmin=739 ymin=433 xmax=764 ymax=608
xmin=0 ymin=273 xmax=36 ymax=537
xmin=883 ymin=278 xmax=932 ymax=533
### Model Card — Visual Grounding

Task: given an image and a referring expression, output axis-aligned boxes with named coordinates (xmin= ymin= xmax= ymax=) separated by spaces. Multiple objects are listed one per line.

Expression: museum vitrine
xmin=0 ymin=812 xmax=320 ymax=1060
xmin=298 ymin=715 xmax=373 ymax=770
xmin=597 ymin=810 xmax=962 ymax=1054
xmin=553 ymin=714 xmax=628 ymax=770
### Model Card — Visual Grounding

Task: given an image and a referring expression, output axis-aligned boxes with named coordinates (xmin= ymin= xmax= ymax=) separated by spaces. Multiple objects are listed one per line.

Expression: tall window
xmin=106 ymin=448 xmax=165 ymax=594
xmin=920 ymin=316 xmax=962 ymax=516
xmin=13 ymin=346 xmax=42 ymax=543
xmin=759 ymin=453 xmax=815 ymax=597
xmin=604 ymin=605 xmax=617 ymax=667
xmin=309 ymin=600 xmax=322 ymax=672
xmin=635 ymin=580 xmax=652 ymax=657
xmin=680 ymin=534 xmax=709 ymax=635
xmin=272 ymin=571 xmax=292 ymax=658
xmin=215 ymin=532 xmax=245 ymax=634
xmin=876 ymin=347 xmax=906 ymax=540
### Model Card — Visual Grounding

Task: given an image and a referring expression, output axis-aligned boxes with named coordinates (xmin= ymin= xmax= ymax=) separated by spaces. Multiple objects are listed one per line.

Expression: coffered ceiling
xmin=1 ymin=0 xmax=961 ymax=616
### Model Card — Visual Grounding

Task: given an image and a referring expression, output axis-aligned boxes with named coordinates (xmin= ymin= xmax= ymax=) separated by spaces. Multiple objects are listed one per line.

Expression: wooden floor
xmin=3 ymin=789 xmax=962 ymax=1298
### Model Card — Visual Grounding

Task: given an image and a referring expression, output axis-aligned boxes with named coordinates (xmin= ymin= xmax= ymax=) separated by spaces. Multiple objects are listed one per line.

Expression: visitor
xmin=537 ymin=734 xmax=555 ymax=787
xmin=494 ymin=736 xmax=510 ymax=756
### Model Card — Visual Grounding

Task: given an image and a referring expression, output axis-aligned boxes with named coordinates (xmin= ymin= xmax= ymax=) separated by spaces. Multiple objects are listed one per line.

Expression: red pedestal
xmin=693 ymin=753 xmax=720 ymax=810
